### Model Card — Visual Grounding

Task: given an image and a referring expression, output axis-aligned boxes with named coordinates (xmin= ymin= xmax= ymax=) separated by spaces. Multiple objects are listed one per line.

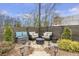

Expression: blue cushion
xmin=16 ymin=32 xmax=28 ymax=38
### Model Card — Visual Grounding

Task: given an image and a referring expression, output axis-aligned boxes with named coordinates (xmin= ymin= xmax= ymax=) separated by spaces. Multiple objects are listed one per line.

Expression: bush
xmin=3 ymin=24 xmax=14 ymax=43
xmin=57 ymin=39 xmax=79 ymax=52
xmin=0 ymin=24 xmax=14 ymax=55
xmin=61 ymin=27 xmax=72 ymax=39
xmin=70 ymin=41 xmax=79 ymax=52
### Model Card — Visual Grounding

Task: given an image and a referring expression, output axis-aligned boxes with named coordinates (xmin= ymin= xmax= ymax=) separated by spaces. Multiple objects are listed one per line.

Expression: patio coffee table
xmin=36 ymin=37 xmax=44 ymax=45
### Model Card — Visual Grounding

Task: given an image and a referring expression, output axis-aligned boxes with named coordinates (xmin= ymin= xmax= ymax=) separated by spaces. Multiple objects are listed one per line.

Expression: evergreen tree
xmin=3 ymin=23 xmax=13 ymax=42
xmin=61 ymin=27 xmax=72 ymax=39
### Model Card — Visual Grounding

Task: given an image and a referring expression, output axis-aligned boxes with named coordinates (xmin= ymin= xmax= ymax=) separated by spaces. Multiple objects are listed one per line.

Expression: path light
xmin=53 ymin=45 xmax=58 ymax=56
xmin=20 ymin=47 xmax=25 ymax=56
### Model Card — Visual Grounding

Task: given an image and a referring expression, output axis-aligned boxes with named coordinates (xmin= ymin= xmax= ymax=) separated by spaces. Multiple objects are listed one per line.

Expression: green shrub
xmin=57 ymin=39 xmax=72 ymax=51
xmin=61 ymin=27 xmax=72 ymax=39
xmin=3 ymin=24 xmax=14 ymax=43
xmin=57 ymin=39 xmax=79 ymax=52
xmin=70 ymin=41 xmax=79 ymax=52
xmin=0 ymin=24 xmax=14 ymax=55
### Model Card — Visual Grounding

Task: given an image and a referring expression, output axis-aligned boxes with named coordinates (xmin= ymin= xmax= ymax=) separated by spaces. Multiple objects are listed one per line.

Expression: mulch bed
xmin=7 ymin=46 xmax=34 ymax=56
xmin=0 ymin=43 xmax=15 ymax=56
xmin=44 ymin=47 xmax=79 ymax=56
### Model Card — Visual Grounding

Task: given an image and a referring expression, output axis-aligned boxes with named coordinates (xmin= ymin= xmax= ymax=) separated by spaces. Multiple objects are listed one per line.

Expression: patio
xmin=6 ymin=41 xmax=79 ymax=56
xmin=0 ymin=3 xmax=79 ymax=56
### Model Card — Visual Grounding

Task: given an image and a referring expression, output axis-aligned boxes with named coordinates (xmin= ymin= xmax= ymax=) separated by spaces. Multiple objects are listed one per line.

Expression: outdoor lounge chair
xmin=42 ymin=32 xmax=52 ymax=41
xmin=29 ymin=32 xmax=38 ymax=40
xmin=15 ymin=32 xmax=29 ymax=44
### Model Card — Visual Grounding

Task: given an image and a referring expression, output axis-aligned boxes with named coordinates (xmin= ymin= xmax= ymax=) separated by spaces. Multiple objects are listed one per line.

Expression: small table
xmin=36 ymin=37 xmax=44 ymax=45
